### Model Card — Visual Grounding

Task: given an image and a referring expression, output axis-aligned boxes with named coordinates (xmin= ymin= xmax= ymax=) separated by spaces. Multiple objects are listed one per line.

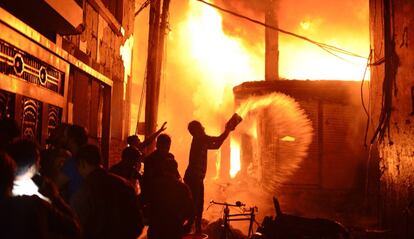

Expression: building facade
xmin=0 ymin=0 xmax=135 ymax=167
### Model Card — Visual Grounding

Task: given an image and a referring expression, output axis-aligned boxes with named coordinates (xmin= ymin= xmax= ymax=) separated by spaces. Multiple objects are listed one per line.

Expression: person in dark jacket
xmin=109 ymin=146 xmax=142 ymax=192
xmin=146 ymin=168 xmax=194 ymax=239
xmin=70 ymin=144 xmax=144 ymax=239
xmin=142 ymin=134 xmax=180 ymax=199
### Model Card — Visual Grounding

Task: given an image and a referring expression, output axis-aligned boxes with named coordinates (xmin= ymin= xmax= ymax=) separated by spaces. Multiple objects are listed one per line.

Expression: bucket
xmin=226 ymin=113 xmax=243 ymax=131
xmin=182 ymin=233 xmax=208 ymax=239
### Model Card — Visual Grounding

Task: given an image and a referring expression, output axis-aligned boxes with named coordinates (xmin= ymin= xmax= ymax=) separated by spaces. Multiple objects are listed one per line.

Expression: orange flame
xmin=178 ymin=0 xmax=263 ymax=114
xmin=152 ymin=0 xmax=368 ymax=178
xmin=230 ymin=137 xmax=241 ymax=178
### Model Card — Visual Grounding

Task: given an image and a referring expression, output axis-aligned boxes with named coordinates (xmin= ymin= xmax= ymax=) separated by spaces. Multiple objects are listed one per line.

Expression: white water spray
xmin=236 ymin=92 xmax=314 ymax=191
xmin=203 ymin=92 xmax=314 ymax=232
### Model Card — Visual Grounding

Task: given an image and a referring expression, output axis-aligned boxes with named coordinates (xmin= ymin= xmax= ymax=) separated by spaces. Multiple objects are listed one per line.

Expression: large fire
xmin=178 ymin=0 xmax=263 ymax=103
xmin=177 ymin=0 xmax=369 ymax=177
xmin=134 ymin=0 xmax=369 ymax=179
xmin=128 ymin=0 xmax=370 ymax=230
xmin=167 ymin=0 xmax=263 ymax=177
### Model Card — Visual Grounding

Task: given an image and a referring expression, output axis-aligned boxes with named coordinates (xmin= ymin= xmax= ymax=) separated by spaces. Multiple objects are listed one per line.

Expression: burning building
xmin=232 ymin=79 xmax=374 ymax=222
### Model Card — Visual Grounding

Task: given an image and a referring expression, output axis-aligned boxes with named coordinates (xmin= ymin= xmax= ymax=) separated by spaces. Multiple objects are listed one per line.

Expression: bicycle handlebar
xmin=210 ymin=200 xmax=246 ymax=207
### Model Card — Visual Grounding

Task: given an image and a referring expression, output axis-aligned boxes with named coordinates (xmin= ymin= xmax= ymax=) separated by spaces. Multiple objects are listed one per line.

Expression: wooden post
xmin=154 ymin=0 xmax=171 ymax=124
xmin=144 ymin=0 xmax=170 ymax=150
xmin=265 ymin=0 xmax=279 ymax=81
xmin=144 ymin=0 xmax=161 ymax=147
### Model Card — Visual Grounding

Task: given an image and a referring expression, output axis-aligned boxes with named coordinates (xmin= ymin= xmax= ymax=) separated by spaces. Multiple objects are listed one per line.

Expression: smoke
xmin=212 ymin=0 xmax=370 ymax=80
xmin=212 ymin=0 xmax=368 ymax=45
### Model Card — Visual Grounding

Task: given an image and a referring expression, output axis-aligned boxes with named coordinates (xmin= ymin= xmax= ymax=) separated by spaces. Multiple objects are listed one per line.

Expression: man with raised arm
xmin=183 ymin=117 xmax=240 ymax=233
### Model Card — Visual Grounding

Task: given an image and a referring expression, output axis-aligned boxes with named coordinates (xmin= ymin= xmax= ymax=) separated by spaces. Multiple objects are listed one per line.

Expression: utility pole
xmin=265 ymin=0 xmax=279 ymax=81
xmin=154 ymin=0 xmax=170 ymax=119
xmin=144 ymin=0 xmax=170 ymax=150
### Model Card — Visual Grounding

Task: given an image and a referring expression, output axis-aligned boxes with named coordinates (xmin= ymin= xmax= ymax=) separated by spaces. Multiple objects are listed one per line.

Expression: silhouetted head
xmin=46 ymin=123 xmax=71 ymax=148
xmin=156 ymin=134 xmax=171 ymax=153
xmin=159 ymin=159 xmax=179 ymax=180
xmin=67 ymin=124 xmax=88 ymax=154
xmin=127 ymin=135 xmax=141 ymax=148
xmin=76 ymin=144 xmax=101 ymax=177
xmin=40 ymin=148 xmax=70 ymax=179
xmin=188 ymin=120 xmax=205 ymax=137
xmin=6 ymin=139 xmax=40 ymax=179
xmin=121 ymin=146 xmax=142 ymax=165
xmin=76 ymin=144 xmax=101 ymax=167
xmin=0 ymin=152 xmax=16 ymax=198
xmin=0 ymin=118 xmax=20 ymax=149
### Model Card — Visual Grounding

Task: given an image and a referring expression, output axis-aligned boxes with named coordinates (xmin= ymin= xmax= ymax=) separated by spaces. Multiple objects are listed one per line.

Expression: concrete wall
xmin=370 ymin=0 xmax=414 ymax=238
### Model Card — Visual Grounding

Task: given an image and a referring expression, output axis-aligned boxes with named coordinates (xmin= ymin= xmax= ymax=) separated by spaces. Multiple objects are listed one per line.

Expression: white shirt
xmin=12 ymin=178 xmax=51 ymax=203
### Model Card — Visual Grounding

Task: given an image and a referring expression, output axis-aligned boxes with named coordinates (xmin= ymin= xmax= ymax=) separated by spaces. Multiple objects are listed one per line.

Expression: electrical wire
xmin=194 ymin=0 xmax=368 ymax=61
xmin=370 ymin=0 xmax=395 ymax=145
xmin=136 ymin=66 xmax=147 ymax=135
xmin=362 ymin=49 xmax=372 ymax=147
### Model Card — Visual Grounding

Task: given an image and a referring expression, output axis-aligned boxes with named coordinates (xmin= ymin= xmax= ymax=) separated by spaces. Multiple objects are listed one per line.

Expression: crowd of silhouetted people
xmin=0 ymin=115 xmax=239 ymax=239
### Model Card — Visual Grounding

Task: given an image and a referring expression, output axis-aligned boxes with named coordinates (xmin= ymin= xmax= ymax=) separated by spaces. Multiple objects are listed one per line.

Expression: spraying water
xmin=236 ymin=92 xmax=314 ymax=189
xmin=203 ymin=92 xmax=314 ymax=233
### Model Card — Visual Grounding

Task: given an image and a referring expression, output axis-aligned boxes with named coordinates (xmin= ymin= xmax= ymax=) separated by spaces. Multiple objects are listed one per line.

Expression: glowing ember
xmin=300 ymin=20 xmax=312 ymax=31
xmin=281 ymin=135 xmax=295 ymax=142
xmin=230 ymin=137 xmax=241 ymax=178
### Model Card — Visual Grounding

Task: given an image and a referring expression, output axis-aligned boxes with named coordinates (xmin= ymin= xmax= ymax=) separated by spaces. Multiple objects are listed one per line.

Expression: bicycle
xmin=209 ymin=200 xmax=258 ymax=239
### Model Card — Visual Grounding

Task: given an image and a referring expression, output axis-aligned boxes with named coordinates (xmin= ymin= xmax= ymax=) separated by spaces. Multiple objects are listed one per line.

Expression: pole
xmin=145 ymin=0 xmax=171 ymax=150
xmin=153 ymin=0 xmax=171 ymax=123
xmin=265 ymin=0 xmax=279 ymax=81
